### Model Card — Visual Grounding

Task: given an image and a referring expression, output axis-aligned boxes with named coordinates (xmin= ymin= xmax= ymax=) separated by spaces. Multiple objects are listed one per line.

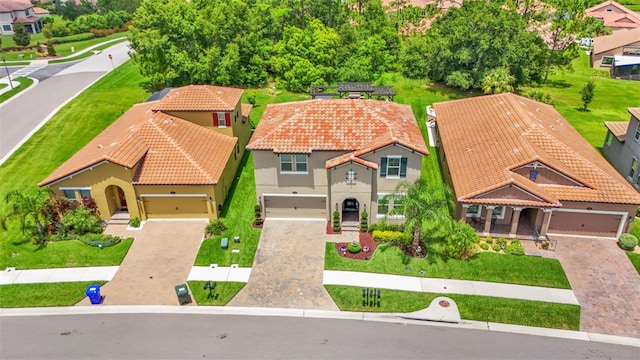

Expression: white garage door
xmin=548 ymin=211 xmax=622 ymax=237
xmin=264 ymin=196 xmax=327 ymax=219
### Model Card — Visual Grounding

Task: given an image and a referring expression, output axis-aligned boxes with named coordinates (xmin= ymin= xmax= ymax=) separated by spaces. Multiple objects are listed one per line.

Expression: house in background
xmin=603 ymin=108 xmax=640 ymax=190
xmin=247 ymin=99 xmax=429 ymax=227
xmin=586 ymin=0 xmax=640 ymax=32
xmin=591 ymin=28 xmax=640 ymax=70
xmin=0 ymin=0 xmax=47 ymax=35
xmin=433 ymin=93 xmax=640 ymax=240
xmin=39 ymin=85 xmax=252 ymax=222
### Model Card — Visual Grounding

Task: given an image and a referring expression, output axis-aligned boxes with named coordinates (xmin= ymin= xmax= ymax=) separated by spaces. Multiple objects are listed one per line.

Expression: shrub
xmin=480 ymin=243 xmax=489 ymax=250
xmin=368 ymin=222 xmax=403 ymax=233
xmin=46 ymin=43 xmax=56 ymax=56
xmin=496 ymin=237 xmax=507 ymax=248
xmin=505 ymin=241 xmax=525 ymax=256
xmin=64 ymin=207 xmax=102 ymax=235
xmin=526 ymin=90 xmax=553 ymax=105
xmin=347 ymin=242 xmax=362 ymax=253
xmin=619 ymin=233 xmax=638 ymax=251
xmin=484 ymin=237 xmax=493 ymax=244
xmin=79 ymin=233 xmax=124 ymax=248
xmin=254 ymin=204 xmax=262 ymax=226
xmin=128 ymin=217 xmax=141 ymax=228
xmin=444 ymin=219 xmax=479 ymax=259
xmin=205 ymin=219 xmax=227 ymax=236
xmin=50 ymin=32 xmax=95 ymax=44
xmin=492 ymin=244 xmax=501 ymax=252
xmin=360 ymin=211 xmax=368 ymax=232
xmin=372 ymin=230 xmax=412 ymax=248
xmin=332 ymin=210 xmax=341 ymax=232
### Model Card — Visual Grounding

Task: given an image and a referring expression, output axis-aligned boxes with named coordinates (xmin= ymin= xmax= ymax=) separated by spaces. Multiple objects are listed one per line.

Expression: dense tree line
xmin=129 ymin=0 xmax=601 ymax=92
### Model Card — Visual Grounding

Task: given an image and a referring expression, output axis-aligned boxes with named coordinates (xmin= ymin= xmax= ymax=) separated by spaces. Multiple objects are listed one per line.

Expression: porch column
xmin=509 ymin=207 xmax=523 ymax=238
xmin=460 ymin=204 xmax=469 ymax=220
xmin=483 ymin=206 xmax=495 ymax=235
xmin=540 ymin=209 xmax=552 ymax=236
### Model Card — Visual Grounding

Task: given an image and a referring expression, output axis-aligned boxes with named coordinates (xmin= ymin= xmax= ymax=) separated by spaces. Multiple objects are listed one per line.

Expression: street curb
xmin=0 ymin=76 xmax=39 ymax=108
xmin=1 ymin=305 xmax=639 ymax=348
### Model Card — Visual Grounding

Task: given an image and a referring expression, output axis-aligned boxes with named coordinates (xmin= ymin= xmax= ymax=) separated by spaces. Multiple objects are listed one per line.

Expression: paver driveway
xmin=77 ymin=220 xmax=205 ymax=306
xmin=229 ymin=220 xmax=356 ymax=310
xmin=553 ymin=236 xmax=640 ymax=338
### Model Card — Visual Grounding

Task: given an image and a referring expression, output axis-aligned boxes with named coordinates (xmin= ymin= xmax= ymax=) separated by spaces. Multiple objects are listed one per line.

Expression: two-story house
xmin=0 ymin=0 xmax=47 ymax=35
xmin=603 ymin=108 xmax=640 ymax=190
xmin=433 ymin=93 xmax=640 ymax=240
xmin=246 ymin=99 xmax=429 ymax=224
xmin=39 ymin=85 xmax=252 ymax=222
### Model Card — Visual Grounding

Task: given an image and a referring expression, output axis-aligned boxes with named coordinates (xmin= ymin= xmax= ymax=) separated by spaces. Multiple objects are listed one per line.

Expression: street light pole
xmin=1 ymin=56 xmax=14 ymax=90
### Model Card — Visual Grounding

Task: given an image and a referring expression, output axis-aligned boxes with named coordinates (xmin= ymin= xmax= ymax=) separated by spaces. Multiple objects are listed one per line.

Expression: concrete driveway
xmin=553 ymin=236 xmax=640 ymax=338
xmin=229 ymin=220 xmax=357 ymax=310
xmin=76 ymin=220 xmax=206 ymax=306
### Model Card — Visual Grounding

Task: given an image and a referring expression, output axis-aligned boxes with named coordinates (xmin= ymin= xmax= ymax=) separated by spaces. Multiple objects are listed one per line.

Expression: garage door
xmin=548 ymin=211 xmax=622 ymax=236
xmin=143 ymin=197 xmax=208 ymax=218
xmin=264 ymin=196 xmax=327 ymax=219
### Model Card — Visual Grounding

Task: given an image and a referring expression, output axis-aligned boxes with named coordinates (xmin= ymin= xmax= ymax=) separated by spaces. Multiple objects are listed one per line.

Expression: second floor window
xmin=280 ymin=154 xmax=308 ymax=174
xmin=635 ymin=125 xmax=640 ymax=141
xmin=630 ymin=158 xmax=638 ymax=178
xmin=380 ymin=156 xmax=408 ymax=178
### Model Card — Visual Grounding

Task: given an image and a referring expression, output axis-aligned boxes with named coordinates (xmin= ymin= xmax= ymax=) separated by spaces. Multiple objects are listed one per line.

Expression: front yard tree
xmin=1 ymin=189 xmax=49 ymax=244
xmin=12 ymin=22 xmax=30 ymax=47
xmin=580 ymin=80 xmax=596 ymax=111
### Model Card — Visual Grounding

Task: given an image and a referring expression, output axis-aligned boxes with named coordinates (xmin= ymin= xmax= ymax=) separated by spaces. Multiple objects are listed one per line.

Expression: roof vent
xmin=97 ymin=144 xmax=103 ymax=149
xmin=506 ymin=111 xmax=511 ymax=116
xmin=513 ymin=148 xmax=520 ymax=154
xmin=514 ymin=123 xmax=520 ymax=128
xmin=465 ymin=147 xmax=471 ymax=152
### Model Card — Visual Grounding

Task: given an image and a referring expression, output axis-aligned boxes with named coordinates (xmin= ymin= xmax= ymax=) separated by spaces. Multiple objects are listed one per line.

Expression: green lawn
xmin=0 ymin=61 xmax=149 ymax=269
xmin=326 ymin=285 xmax=580 ymax=330
xmin=188 ymin=281 xmax=245 ymax=305
xmin=49 ymin=37 xmax=128 ymax=64
xmin=627 ymin=252 xmax=640 ymax=275
xmin=0 ymin=77 xmax=34 ymax=104
xmin=0 ymin=33 xmax=128 ymax=61
xmin=1 ymin=32 xmax=47 ymax=49
xmin=0 ymin=281 xmax=106 ymax=308
xmin=325 ymin=243 xmax=571 ymax=289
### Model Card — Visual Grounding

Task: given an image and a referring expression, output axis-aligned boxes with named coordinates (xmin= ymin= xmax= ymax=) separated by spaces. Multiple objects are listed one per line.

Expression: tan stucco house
xmin=39 ymin=85 xmax=252 ymax=222
xmin=433 ymin=93 xmax=640 ymax=240
xmin=246 ymin=99 xmax=429 ymax=224
xmin=591 ymin=28 xmax=640 ymax=69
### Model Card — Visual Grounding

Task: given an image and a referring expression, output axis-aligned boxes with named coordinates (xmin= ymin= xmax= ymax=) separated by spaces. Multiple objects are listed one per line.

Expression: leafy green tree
xmin=47 ymin=42 xmax=57 ymax=56
xmin=481 ymin=67 xmax=516 ymax=94
xmin=337 ymin=35 xmax=394 ymax=81
xmin=1 ymin=189 xmax=50 ymax=244
xmin=12 ymin=22 xmax=31 ymax=46
xmin=444 ymin=219 xmax=479 ymax=260
xmin=579 ymin=80 xmax=595 ymax=111
xmin=58 ymin=0 xmax=94 ymax=21
xmin=97 ymin=0 xmax=142 ymax=14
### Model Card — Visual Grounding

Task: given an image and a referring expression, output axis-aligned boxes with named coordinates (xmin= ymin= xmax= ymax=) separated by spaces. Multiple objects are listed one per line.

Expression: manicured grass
xmin=325 ymin=243 xmax=571 ymax=289
xmin=325 ymin=285 xmax=580 ymax=330
xmin=188 ymin=281 xmax=245 ymax=306
xmin=0 ymin=281 xmax=106 ymax=308
xmin=0 ymin=61 xmax=149 ymax=269
xmin=48 ymin=37 xmax=128 ymax=64
xmin=1 ymin=33 xmax=128 ymax=61
xmin=627 ymin=252 xmax=640 ymax=275
xmin=0 ymin=77 xmax=34 ymax=103
xmin=1 ymin=32 xmax=46 ymax=49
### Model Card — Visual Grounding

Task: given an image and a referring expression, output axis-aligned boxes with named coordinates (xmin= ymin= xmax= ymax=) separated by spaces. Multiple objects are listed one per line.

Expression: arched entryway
xmin=516 ymin=208 xmax=538 ymax=236
xmin=342 ymin=198 xmax=359 ymax=222
xmin=105 ymin=185 xmax=129 ymax=220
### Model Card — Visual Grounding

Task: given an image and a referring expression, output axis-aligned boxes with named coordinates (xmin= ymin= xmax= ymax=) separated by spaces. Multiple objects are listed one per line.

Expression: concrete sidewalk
xmin=323 ymin=270 xmax=580 ymax=305
xmin=188 ymin=266 xmax=252 ymax=282
xmin=0 ymin=267 xmax=118 ymax=285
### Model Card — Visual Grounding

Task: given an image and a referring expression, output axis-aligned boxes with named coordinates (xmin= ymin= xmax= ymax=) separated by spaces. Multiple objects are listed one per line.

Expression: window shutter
xmin=380 ymin=157 xmax=387 ymax=177
xmin=225 ymin=113 xmax=231 ymax=127
xmin=212 ymin=113 xmax=216 ymax=126
xmin=400 ymin=157 xmax=408 ymax=177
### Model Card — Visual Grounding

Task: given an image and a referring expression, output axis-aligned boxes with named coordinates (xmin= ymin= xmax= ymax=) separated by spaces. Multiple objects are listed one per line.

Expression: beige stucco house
xmin=432 ymin=93 xmax=640 ymax=240
xmin=591 ymin=28 xmax=640 ymax=69
xmin=246 ymin=99 xmax=429 ymax=225
xmin=39 ymin=85 xmax=252 ymax=222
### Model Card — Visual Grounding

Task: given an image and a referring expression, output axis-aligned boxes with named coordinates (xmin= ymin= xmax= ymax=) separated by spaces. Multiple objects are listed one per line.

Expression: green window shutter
xmin=380 ymin=157 xmax=387 ymax=177
xmin=400 ymin=157 xmax=408 ymax=177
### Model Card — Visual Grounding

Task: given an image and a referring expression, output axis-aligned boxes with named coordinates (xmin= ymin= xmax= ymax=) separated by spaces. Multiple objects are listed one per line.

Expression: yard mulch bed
xmin=326 ymin=221 xmax=341 ymax=234
xmin=334 ymin=232 xmax=380 ymax=260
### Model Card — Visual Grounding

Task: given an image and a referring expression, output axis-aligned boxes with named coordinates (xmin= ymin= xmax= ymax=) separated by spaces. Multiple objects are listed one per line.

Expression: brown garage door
xmin=143 ymin=197 xmax=208 ymax=218
xmin=548 ymin=211 xmax=621 ymax=236
xmin=264 ymin=196 xmax=327 ymax=219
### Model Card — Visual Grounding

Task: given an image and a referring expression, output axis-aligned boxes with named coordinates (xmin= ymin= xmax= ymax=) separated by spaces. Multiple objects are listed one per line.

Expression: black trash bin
xmin=174 ymin=283 xmax=191 ymax=305
xmin=86 ymin=284 xmax=102 ymax=305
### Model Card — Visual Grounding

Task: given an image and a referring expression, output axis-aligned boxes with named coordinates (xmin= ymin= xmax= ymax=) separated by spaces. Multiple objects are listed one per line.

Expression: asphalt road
xmin=0 ymin=314 xmax=637 ymax=359
xmin=0 ymin=42 xmax=131 ymax=163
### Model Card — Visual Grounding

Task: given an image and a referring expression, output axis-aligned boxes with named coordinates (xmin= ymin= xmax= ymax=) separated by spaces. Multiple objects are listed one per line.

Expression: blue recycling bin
xmin=86 ymin=284 xmax=102 ymax=305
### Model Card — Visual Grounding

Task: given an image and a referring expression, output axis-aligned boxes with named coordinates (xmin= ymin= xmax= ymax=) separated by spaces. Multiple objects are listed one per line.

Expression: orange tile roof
xmin=247 ymin=99 xmax=429 ymax=166
xmin=152 ymin=85 xmax=243 ymax=112
xmin=604 ymin=121 xmax=629 ymax=141
xmin=40 ymin=101 xmax=237 ymax=187
xmin=241 ymin=104 xmax=253 ymax=119
xmin=433 ymin=93 xmax=640 ymax=207
xmin=586 ymin=0 xmax=640 ymax=29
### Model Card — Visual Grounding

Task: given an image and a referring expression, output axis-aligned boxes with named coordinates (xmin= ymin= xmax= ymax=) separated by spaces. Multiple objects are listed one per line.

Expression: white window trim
xmin=217 ymin=112 xmax=226 ymax=128
xmin=491 ymin=206 xmax=506 ymax=220
xmin=375 ymin=192 xmax=406 ymax=219
xmin=280 ymin=154 xmax=309 ymax=175
xmin=59 ymin=187 xmax=92 ymax=200
xmin=465 ymin=204 xmax=482 ymax=218
xmin=635 ymin=125 xmax=640 ymax=142
xmin=385 ymin=155 xmax=402 ymax=179
xmin=601 ymin=56 xmax=614 ymax=66
xmin=631 ymin=158 xmax=638 ymax=178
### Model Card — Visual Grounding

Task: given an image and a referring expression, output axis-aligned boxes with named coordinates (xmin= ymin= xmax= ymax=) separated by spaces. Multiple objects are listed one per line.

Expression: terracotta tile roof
xmin=433 ymin=93 xmax=640 ymax=207
xmin=630 ymin=107 xmax=640 ymax=120
xmin=247 ymin=100 xmax=429 ymax=166
xmin=152 ymin=85 xmax=243 ymax=112
xmin=241 ymin=104 xmax=253 ymax=119
xmin=593 ymin=28 xmax=640 ymax=54
xmin=33 ymin=7 xmax=49 ymax=15
xmin=40 ymin=101 xmax=237 ymax=187
xmin=586 ymin=0 xmax=640 ymax=30
xmin=604 ymin=121 xmax=629 ymax=141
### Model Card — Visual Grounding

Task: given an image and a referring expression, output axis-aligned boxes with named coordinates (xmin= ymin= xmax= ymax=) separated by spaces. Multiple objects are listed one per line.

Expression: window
xmin=529 ymin=169 xmax=538 ymax=181
xmin=393 ymin=195 xmax=405 ymax=211
xmin=377 ymin=195 xmax=389 ymax=215
xmin=79 ymin=189 xmax=91 ymax=198
xmin=605 ymin=132 xmax=613 ymax=146
xmin=635 ymin=125 xmax=640 ymax=141
xmin=466 ymin=204 xmax=481 ymax=217
xmin=217 ymin=112 xmax=226 ymax=128
xmin=380 ymin=156 xmax=408 ymax=178
xmin=2 ymin=25 xmax=11 ymax=32
xmin=346 ymin=169 xmax=356 ymax=184
xmin=280 ymin=154 xmax=308 ymax=174
xmin=602 ymin=56 xmax=614 ymax=66
xmin=62 ymin=189 xmax=76 ymax=200
xmin=492 ymin=206 xmax=505 ymax=220
xmin=630 ymin=158 xmax=638 ymax=178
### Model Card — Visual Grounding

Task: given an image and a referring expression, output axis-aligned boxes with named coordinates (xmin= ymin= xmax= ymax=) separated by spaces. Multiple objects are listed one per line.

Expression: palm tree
xmin=481 ymin=67 xmax=516 ymax=94
xmin=389 ymin=177 xmax=452 ymax=256
xmin=1 ymin=189 xmax=50 ymax=241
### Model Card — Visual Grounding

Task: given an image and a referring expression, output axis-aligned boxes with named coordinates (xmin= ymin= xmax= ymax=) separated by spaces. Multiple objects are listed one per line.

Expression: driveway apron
xmin=229 ymin=220 xmax=346 ymax=310
xmin=553 ymin=237 xmax=640 ymax=338
xmin=76 ymin=221 xmax=205 ymax=306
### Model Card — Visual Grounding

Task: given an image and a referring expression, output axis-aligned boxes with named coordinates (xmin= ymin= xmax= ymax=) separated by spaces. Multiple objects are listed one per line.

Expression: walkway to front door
xmin=229 ymin=220 xmax=357 ymax=310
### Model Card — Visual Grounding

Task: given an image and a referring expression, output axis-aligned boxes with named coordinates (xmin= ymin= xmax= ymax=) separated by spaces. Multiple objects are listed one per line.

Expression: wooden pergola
xmin=310 ymin=82 xmax=396 ymax=101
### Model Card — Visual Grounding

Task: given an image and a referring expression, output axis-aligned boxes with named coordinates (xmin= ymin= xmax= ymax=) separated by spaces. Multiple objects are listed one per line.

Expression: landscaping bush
xmin=254 ymin=204 xmax=263 ymax=226
xmin=496 ymin=237 xmax=507 ymax=249
xmin=372 ymin=230 xmax=412 ymax=248
xmin=333 ymin=210 xmax=341 ymax=232
xmin=492 ymin=244 xmax=501 ymax=252
xmin=50 ymin=32 xmax=95 ymax=44
xmin=360 ymin=211 xmax=368 ymax=232
xmin=63 ymin=207 xmax=102 ymax=235
xmin=444 ymin=219 xmax=479 ymax=259
xmin=619 ymin=233 xmax=638 ymax=251
xmin=46 ymin=43 xmax=56 ymax=56
xmin=128 ymin=217 xmax=141 ymax=228
xmin=79 ymin=233 xmax=124 ymax=248
xmin=205 ymin=219 xmax=227 ymax=236
xmin=480 ymin=243 xmax=489 ymax=250
xmin=484 ymin=237 xmax=493 ymax=244
xmin=368 ymin=222 xmax=403 ymax=233
xmin=347 ymin=242 xmax=362 ymax=253
xmin=505 ymin=240 xmax=525 ymax=256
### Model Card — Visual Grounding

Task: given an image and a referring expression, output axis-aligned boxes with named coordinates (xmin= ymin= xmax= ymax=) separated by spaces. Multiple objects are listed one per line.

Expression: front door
xmin=117 ymin=187 xmax=127 ymax=209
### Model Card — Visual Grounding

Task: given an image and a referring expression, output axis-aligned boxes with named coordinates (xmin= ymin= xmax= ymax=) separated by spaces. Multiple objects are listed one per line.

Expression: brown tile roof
xmin=433 ymin=93 xmax=640 ymax=207
xmin=604 ymin=121 xmax=629 ymax=141
xmin=152 ymin=85 xmax=243 ymax=112
xmin=593 ymin=28 xmax=640 ymax=54
xmin=0 ymin=0 xmax=32 ymax=11
xmin=40 ymin=101 xmax=237 ymax=187
xmin=33 ymin=7 xmax=49 ymax=15
xmin=247 ymin=100 xmax=429 ymax=166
